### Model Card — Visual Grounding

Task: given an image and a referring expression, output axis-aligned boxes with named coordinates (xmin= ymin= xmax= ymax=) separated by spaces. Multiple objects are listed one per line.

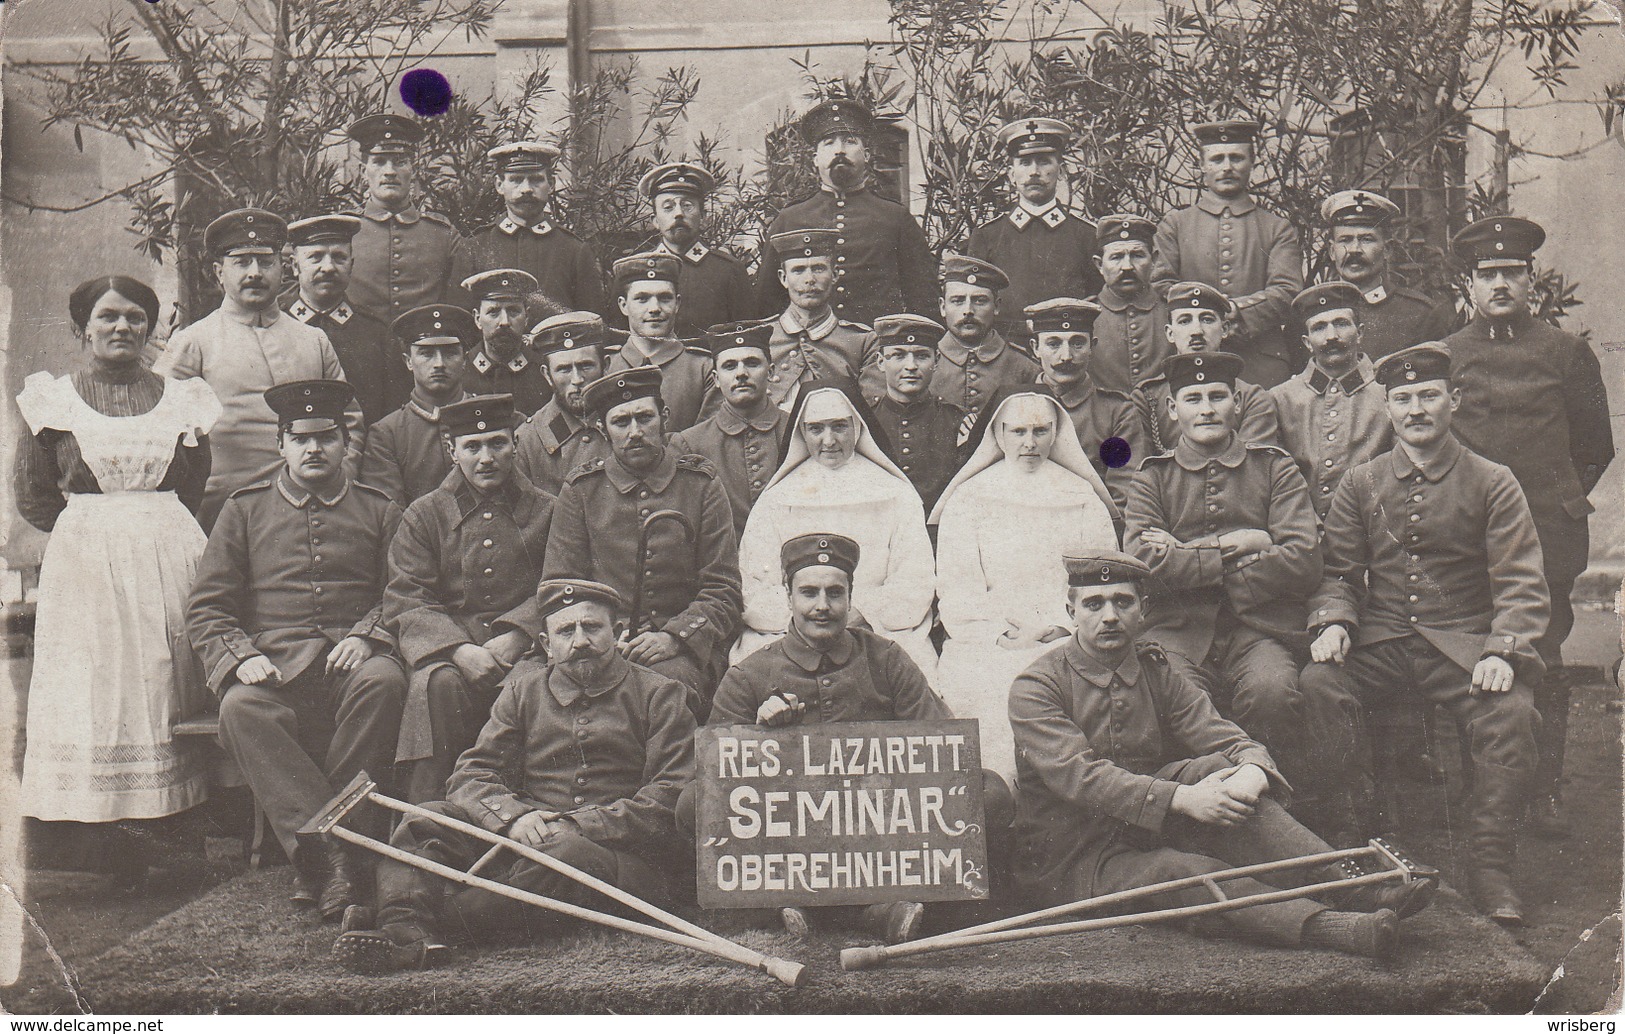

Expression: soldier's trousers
xmin=217 ymin=655 xmax=407 ymax=862
xmin=1166 ymin=626 xmax=1312 ymax=790
xmin=401 ymin=665 xmax=503 ymax=804
xmin=1531 ymin=507 xmax=1588 ymax=796
xmin=374 ymin=801 xmax=671 ymax=943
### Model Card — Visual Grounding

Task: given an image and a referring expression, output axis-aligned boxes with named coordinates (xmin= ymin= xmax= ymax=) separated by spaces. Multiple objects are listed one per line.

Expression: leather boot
xmin=292 ymin=839 xmax=332 ymax=908
xmin=862 ymin=901 xmax=925 ymax=944
xmin=1324 ymin=850 xmax=1439 ymax=919
xmin=1530 ymin=669 xmax=1572 ymax=838
xmin=1468 ymin=763 xmax=1530 ymax=926
xmin=319 ymin=839 xmax=360 ymax=922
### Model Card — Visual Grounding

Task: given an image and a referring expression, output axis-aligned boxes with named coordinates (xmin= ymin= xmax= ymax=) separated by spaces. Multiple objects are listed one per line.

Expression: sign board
xmin=693 ymin=720 xmax=990 ymax=909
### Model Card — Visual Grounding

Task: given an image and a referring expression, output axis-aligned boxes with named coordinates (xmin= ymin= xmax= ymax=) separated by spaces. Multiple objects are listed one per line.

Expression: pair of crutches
xmin=840 ymin=836 xmax=1435 ymax=971
xmin=300 ymin=771 xmax=807 ymax=985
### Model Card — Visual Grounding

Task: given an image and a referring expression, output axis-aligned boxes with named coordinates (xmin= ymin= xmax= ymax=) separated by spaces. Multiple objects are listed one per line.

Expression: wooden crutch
xmin=302 ymin=772 xmax=807 ymax=986
xmin=625 ymin=509 xmax=694 ymax=637
xmin=840 ymin=837 xmax=1434 ymax=971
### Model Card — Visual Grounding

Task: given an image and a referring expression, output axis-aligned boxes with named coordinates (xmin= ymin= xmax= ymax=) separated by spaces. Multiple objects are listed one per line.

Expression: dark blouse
xmin=14 ymin=359 xmax=211 ymax=532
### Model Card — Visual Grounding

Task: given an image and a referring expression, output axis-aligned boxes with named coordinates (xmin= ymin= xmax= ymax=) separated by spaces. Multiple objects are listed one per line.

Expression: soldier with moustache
xmin=386 ymin=394 xmax=555 ymax=804
xmin=360 ymin=304 xmax=478 ymax=507
xmin=1320 ymin=190 xmax=1457 ymax=360
xmin=283 ymin=215 xmax=407 ymax=426
xmin=513 ymin=311 xmax=611 ymax=496
xmin=636 ymin=162 xmax=754 ymax=337
xmin=756 ymin=98 xmax=937 ymax=326
xmin=966 ymin=117 xmax=1101 ymax=347
xmin=764 ymin=229 xmax=869 ymax=406
xmin=669 ymin=320 xmax=789 ymax=536
xmin=344 ymin=114 xmax=464 ymax=321
xmin=455 ymin=141 xmax=606 ymax=315
xmin=1443 ymin=216 xmax=1614 ymax=835
xmin=605 ymin=252 xmax=717 ymax=432
xmin=910 ymin=255 xmax=1038 ymax=428
xmin=1133 ymin=283 xmax=1281 ymax=456
xmin=1153 ymin=120 xmax=1304 ymax=388
xmin=1089 ymin=214 xmax=1173 ymax=395
xmin=460 ymin=268 xmax=552 ymax=416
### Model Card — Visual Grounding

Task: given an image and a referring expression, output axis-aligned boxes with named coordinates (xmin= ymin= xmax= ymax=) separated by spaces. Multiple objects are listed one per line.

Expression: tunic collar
xmin=547 ymin=653 xmax=634 ymax=707
xmin=1390 ymin=433 xmax=1463 ymax=483
xmin=1097 ymin=285 xmax=1157 ymax=313
xmin=1472 ymin=311 xmax=1535 ymax=340
xmin=1065 ymin=639 xmax=1143 ymax=688
xmin=604 ymin=447 xmax=676 ymax=494
xmin=780 ymin=308 xmax=838 ymax=342
xmin=499 ymin=215 xmax=553 ymax=236
xmin=715 ymin=400 xmax=781 ymax=435
xmin=288 ymin=297 xmax=353 ymax=325
xmin=277 ymin=470 xmax=349 ymax=508
xmin=471 ymin=345 xmax=529 ymax=375
xmin=657 ymin=237 xmax=711 ymax=263
xmin=1044 ymin=373 xmax=1096 ymax=410
xmin=1008 ymin=198 xmax=1066 ymax=229
xmin=362 ymin=201 xmax=421 ymax=224
xmin=1173 ymin=433 xmax=1247 ymax=471
xmin=936 ymin=330 xmax=1009 ymax=367
xmin=406 ymin=390 xmax=467 ymax=422
xmin=220 ymin=296 xmax=282 ymax=329
xmin=780 ymin=624 xmax=857 ymax=672
xmin=620 ymin=334 xmax=685 ymax=366
xmin=1361 ymin=281 xmax=1389 ymax=304
xmin=819 ymin=184 xmax=869 ymax=200
xmin=446 ymin=468 xmax=531 ymax=525
xmin=1304 ymin=356 xmax=1374 ymax=396
xmin=1195 ymin=192 xmax=1257 ymax=217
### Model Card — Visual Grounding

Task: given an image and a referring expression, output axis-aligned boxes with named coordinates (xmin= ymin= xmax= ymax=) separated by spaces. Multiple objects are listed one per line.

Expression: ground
xmin=2 ymin=607 xmax=1619 ymax=1014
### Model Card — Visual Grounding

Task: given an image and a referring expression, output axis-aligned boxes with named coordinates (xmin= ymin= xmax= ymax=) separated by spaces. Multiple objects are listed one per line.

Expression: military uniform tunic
xmin=359 ymin=395 xmax=459 ymax=507
xmin=864 ymin=393 xmax=966 ymax=512
xmin=1132 ymin=374 xmax=1281 ymax=456
xmin=456 ymin=217 xmax=607 ymax=315
xmin=464 ymin=346 xmax=553 ymax=417
xmin=648 ymin=238 xmax=755 ymax=337
xmin=757 ymin=186 xmax=937 ymax=327
xmin=1045 ymin=377 xmax=1147 ymax=514
xmin=966 ymin=202 xmax=1103 ymax=343
xmin=605 ymin=336 xmax=718 ymax=432
xmin=1268 ymin=357 xmax=1392 ymax=520
xmin=284 ymin=296 xmax=408 ymax=427
xmin=1091 ymin=286 xmax=1171 ymax=394
xmin=930 ymin=331 xmax=1039 ymax=426
xmin=767 ymin=310 xmax=868 ymax=406
xmin=669 ymin=402 xmax=787 ymax=536
xmin=708 ymin=626 xmax=949 ymax=726
xmin=347 ymin=203 xmax=464 ymax=322
xmin=1152 ymin=195 xmax=1304 ymax=386
xmin=1352 ymin=280 xmax=1458 ymax=360
xmin=514 ymin=399 xmax=610 ymax=497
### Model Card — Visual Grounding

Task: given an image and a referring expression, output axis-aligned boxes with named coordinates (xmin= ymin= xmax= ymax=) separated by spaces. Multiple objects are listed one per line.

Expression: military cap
xmin=1162 ymin=350 xmax=1244 ymax=392
xmin=1192 ymin=119 xmax=1261 ymax=146
xmin=439 ymin=394 xmax=517 ymax=439
xmin=1165 ymin=281 xmax=1236 ymax=316
xmin=392 ymin=303 xmax=479 ymax=351
xmin=872 ymin=313 xmax=946 ymax=350
xmin=1292 ymin=281 xmax=1364 ymax=322
xmin=205 ymin=208 xmax=287 ymax=256
xmin=1025 ymin=297 xmax=1101 ymax=334
xmin=287 ymin=214 xmax=362 ymax=248
xmin=534 ymin=578 xmax=627 ymax=622
xmin=1321 ymin=189 xmax=1400 ymax=228
xmin=704 ymin=320 xmax=774 ymax=359
xmin=1451 ymin=215 xmax=1545 ymax=269
xmin=1064 ymin=549 xmax=1152 ymax=586
xmin=798 ymin=97 xmax=875 ymax=143
xmin=346 ymin=113 xmax=423 ymax=155
xmin=638 ymin=161 xmax=716 ymax=200
xmin=265 ymin=379 xmax=353 ymax=435
xmin=769 ymin=228 xmax=840 ymax=262
xmin=995 ymin=116 xmax=1072 ymax=157
xmin=529 ymin=311 xmax=606 ymax=357
xmin=583 ymin=366 xmax=664 ymax=420
xmin=782 ymin=532 xmax=861 ymax=580
xmin=1095 ymin=213 xmax=1158 ymax=250
xmin=487 ymin=140 xmax=560 ymax=174
xmin=939 ymin=254 xmax=1010 ymax=291
xmin=1376 ymin=343 xmax=1452 ymax=389
xmin=612 ymin=251 xmax=682 ymax=293
xmin=461 ymin=268 xmax=539 ymax=302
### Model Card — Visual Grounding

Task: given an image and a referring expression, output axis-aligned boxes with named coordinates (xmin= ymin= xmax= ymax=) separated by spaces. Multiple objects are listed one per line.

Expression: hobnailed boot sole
xmin=332 ymin=930 xmax=447 ymax=975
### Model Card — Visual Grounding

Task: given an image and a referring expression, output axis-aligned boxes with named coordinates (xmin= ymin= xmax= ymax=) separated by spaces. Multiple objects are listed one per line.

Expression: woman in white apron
xmin=734 ymin=380 xmax=939 ymax=681
xmin=929 ymin=385 xmax=1118 ymax=782
xmin=14 ymin=276 xmax=220 ymax=878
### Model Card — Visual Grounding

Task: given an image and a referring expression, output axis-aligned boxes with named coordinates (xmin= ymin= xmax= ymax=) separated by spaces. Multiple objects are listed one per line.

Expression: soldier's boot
xmin=1321 ymin=849 xmax=1439 ymax=919
xmin=1528 ymin=670 xmax=1572 ymax=839
xmin=320 ymin=840 xmax=363 ymax=922
xmin=780 ymin=907 xmax=812 ymax=940
xmin=291 ymin=839 xmax=332 ymax=908
xmin=1300 ymin=908 xmax=1397 ymax=959
xmin=332 ymin=921 xmax=448 ymax=976
xmin=862 ymin=901 xmax=925 ymax=945
xmin=1468 ymin=762 xmax=1529 ymax=926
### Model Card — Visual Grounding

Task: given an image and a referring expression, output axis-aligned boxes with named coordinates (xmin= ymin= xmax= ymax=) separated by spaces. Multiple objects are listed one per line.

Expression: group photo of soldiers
xmin=6 ymin=55 xmax=1619 ymax=1010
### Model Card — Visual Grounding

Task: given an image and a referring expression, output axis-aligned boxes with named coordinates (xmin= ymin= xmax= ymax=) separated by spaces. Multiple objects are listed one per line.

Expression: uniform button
xmin=313 ymin=555 xmax=323 ymax=563
xmin=1328 ymin=410 xmax=1339 ymax=418
xmin=574 ymin=796 xmax=586 ymax=805
xmin=1408 ymin=514 xmax=1419 ymax=523
xmin=1321 ymin=485 xmax=1331 ymax=493
xmin=575 ymin=730 xmax=587 ymax=740
xmin=483 ymin=568 xmax=494 ymax=577
xmin=577 ymin=716 xmax=589 ymax=725
xmin=902 ymin=447 xmax=912 ymax=455
xmin=1409 ymin=594 xmax=1419 ymax=602
xmin=576 ymin=776 xmax=587 ymax=785
xmin=1323 ymin=459 xmax=1334 ymax=467
xmin=1409 ymin=573 xmax=1419 ymax=581
xmin=483 ymin=538 xmax=494 ymax=546
xmin=483 ymin=511 xmax=493 ymax=520
xmin=1326 ymin=433 xmax=1336 ymax=441
xmin=315 ymin=586 xmax=325 ymax=595
xmin=751 ymin=480 xmax=762 ymax=488
xmin=639 ymin=490 xmax=649 ymax=499
xmin=1207 ymin=504 xmax=1218 ymax=512
xmin=1412 ymin=494 xmax=1423 ymax=503
xmin=901 ymin=431 xmax=911 ymax=439
xmin=837 ymin=238 xmax=846 ymax=245
xmin=1409 ymin=616 xmax=1419 ymax=623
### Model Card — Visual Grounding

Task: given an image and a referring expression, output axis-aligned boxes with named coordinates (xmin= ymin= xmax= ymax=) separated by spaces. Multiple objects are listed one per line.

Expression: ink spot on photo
xmin=1099 ymin=436 xmax=1132 ymax=469
xmin=399 ymin=69 xmax=453 ymax=117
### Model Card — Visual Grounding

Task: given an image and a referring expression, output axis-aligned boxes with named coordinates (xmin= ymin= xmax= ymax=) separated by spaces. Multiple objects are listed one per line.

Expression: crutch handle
xmin=840 ymin=945 xmax=889 ymax=971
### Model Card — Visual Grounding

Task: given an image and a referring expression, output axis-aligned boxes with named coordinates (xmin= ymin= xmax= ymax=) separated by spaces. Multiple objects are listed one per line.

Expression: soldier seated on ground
xmin=1009 ymin=550 xmax=1435 ymax=960
xmin=333 ymin=579 xmax=696 ymax=974
xmin=681 ymin=533 xmax=1013 ymax=945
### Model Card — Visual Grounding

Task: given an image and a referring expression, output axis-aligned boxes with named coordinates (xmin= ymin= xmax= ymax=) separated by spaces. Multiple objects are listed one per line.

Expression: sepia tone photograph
xmin=0 ymin=0 xmax=1621 ymax=1015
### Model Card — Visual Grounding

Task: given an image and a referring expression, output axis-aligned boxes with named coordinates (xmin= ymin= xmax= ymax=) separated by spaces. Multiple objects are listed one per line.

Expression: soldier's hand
xmin=1222 ymin=763 xmax=1271 ymax=804
xmin=1138 ymin=527 xmax=1176 ymax=555
xmin=1218 ymin=528 xmax=1273 ymax=559
xmin=1471 ymin=655 xmax=1515 ymax=695
xmin=1310 ymin=625 xmax=1352 ymax=665
xmin=485 ymin=630 xmax=530 ymax=667
xmin=325 ymin=636 xmax=375 ymax=676
xmin=624 ymin=631 xmax=680 ymax=666
xmin=452 ymin=643 xmax=506 ymax=688
xmin=508 ymin=810 xmax=562 ymax=850
xmin=757 ymin=693 xmax=804 ymax=727
xmin=1172 ymin=776 xmax=1257 ymax=827
xmin=235 ymin=656 xmax=282 ymax=686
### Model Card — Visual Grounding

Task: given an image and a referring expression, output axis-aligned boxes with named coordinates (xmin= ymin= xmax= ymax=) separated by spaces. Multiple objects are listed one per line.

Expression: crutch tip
xmin=764 ymin=956 xmax=809 ymax=986
xmin=840 ymin=945 xmax=888 ymax=971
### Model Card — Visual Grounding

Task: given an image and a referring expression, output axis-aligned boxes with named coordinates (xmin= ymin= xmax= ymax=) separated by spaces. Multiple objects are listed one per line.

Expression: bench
xmin=172 ymin=712 xmax=270 ymax=868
